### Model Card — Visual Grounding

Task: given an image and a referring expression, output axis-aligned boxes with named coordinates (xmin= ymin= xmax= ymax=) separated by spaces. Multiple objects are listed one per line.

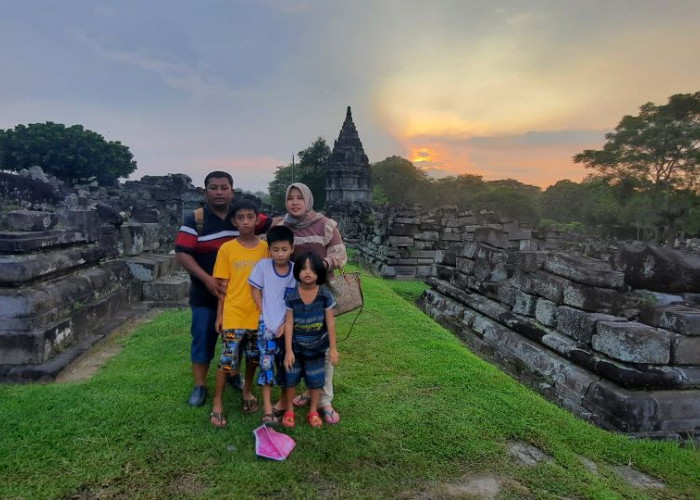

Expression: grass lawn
xmin=1 ymin=273 xmax=699 ymax=499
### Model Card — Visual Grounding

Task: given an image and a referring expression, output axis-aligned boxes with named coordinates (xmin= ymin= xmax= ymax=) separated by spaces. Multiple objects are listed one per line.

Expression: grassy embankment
xmin=1 ymin=273 xmax=699 ymax=498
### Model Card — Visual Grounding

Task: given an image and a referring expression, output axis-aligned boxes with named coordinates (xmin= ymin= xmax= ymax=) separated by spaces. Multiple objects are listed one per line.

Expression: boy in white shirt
xmin=248 ymin=225 xmax=296 ymax=423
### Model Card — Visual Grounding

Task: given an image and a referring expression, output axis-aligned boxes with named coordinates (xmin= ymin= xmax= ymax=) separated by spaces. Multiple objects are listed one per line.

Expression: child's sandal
xmin=307 ymin=411 xmax=323 ymax=428
xmin=282 ymin=411 xmax=295 ymax=428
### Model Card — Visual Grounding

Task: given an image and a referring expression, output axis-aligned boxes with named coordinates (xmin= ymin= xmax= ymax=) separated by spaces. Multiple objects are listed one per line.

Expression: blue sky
xmin=2 ymin=1 xmax=700 ymax=192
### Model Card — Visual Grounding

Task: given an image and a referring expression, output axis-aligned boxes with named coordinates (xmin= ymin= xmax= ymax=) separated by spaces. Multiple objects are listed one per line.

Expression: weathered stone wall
xmin=345 ymin=204 xmax=700 ymax=439
xmin=0 ymin=169 xmax=196 ymax=382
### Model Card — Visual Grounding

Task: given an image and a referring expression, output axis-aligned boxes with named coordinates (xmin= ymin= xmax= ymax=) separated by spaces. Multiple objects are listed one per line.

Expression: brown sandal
xmin=242 ymin=396 xmax=259 ymax=413
xmin=261 ymin=413 xmax=278 ymax=424
xmin=210 ymin=411 xmax=227 ymax=428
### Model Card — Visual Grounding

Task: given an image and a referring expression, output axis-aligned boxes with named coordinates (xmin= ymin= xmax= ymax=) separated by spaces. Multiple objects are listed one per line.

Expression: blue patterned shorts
xmin=218 ymin=329 xmax=259 ymax=372
xmin=283 ymin=350 xmax=325 ymax=389
xmin=256 ymin=328 xmax=280 ymax=386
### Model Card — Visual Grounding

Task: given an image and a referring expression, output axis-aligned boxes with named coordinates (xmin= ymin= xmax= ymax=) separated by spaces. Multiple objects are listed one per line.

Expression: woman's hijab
xmin=283 ymin=182 xmax=324 ymax=229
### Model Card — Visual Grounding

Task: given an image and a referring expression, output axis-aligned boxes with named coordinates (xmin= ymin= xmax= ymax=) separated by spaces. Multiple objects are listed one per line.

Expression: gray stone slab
xmin=531 ymin=271 xmax=568 ymax=303
xmin=413 ymin=231 xmax=438 ymax=242
xmin=638 ymin=304 xmax=700 ymax=336
xmin=143 ymin=274 xmax=190 ymax=302
xmin=0 ymin=260 xmax=137 ymax=331
xmin=535 ymin=298 xmax=558 ymax=327
xmin=544 ymin=252 xmax=625 ymax=289
xmin=556 ymin=307 xmax=624 ymax=344
xmin=0 ymin=229 xmax=95 ymax=253
xmin=0 ymin=244 xmax=106 ymax=286
xmin=563 ymin=281 xmax=628 ymax=314
xmin=474 ymin=228 xmax=509 ymax=249
xmin=6 ymin=210 xmax=58 ymax=231
xmin=593 ymin=321 xmax=672 ymax=364
xmin=513 ymin=291 xmax=537 ymax=316
xmin=671 ymin=336 xmax=700 ymax=365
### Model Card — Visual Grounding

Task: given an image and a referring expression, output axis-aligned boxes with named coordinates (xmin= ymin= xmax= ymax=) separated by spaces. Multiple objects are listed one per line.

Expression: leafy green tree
xmin=574 ymin=92 xmax=700 ymax=190
xmin=540 ymin=180 xmax=586 ymax=223
xmin=579 ymin=179 xmax=622 ymax=236
xmin=267 ymin=137 xmax=330 ymax=211
xmin=619 ymin=192 xmax=661 ymax=240
xmin=0 ymin=122 xmax=137 ymax=185
xmin=471 ymin=179 xmax=541 ymax=223
xmin=574 ymin=92 xmax=700 ymax=238
xmin=371 ymin=156 xmax=427 ymax=205
xmin=425 ymin=174 xmax=487 ymax=209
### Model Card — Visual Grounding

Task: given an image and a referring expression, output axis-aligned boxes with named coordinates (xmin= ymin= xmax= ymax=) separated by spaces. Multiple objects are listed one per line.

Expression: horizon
xmin=2 ymin=1 xmax=700 ymax=192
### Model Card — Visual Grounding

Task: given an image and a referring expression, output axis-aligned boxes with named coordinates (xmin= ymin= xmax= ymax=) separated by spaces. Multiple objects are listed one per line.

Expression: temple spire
xmin=325 ymin=106 xmax=373 ymax=206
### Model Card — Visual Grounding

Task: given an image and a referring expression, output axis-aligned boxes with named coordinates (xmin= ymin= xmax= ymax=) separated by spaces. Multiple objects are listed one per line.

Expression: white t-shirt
xmin=248 ymin=258 xmax=296 ymax=334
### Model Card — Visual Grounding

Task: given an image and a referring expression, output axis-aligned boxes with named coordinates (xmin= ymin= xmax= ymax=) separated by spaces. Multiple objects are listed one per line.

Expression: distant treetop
xmin=0 ymin=122 xmax=137 ymax=186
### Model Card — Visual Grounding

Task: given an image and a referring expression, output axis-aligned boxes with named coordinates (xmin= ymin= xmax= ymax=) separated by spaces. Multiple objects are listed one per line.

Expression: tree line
xmin=267 ymin=92 xmax=700 ymax=241
xmin=2 ymin=92 xmax=700 ymax=241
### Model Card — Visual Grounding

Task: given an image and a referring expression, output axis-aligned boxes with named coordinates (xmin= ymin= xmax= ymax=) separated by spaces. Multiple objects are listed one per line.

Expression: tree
xmin=425 ymin=174 xmax=487 ymax=209
xmin=371 ymin=156 xmax=427 ymax=205
xmin=574 ymin=92 xmax=700 ymax=239
xmin=267 ymin=137 xmax=331 ymax=211
xmin=471 ymin=179 xmax=541 ymax=223
xmin=574 ymin=92 xmax=700 ymax=190
xmin=540 ymin=180 xmax=587 ymax=223
xmin=0 ymin=122 xmax=137 ymax=185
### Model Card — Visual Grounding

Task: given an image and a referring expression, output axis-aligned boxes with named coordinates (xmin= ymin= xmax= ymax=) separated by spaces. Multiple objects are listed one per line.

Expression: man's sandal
xmin=261 ymin=413 xmax=278 ymax=425
xmin=307 ymin=411 xmax=323 ymax=428
xmin=319 ymin=407 xmax=340 ymax=425
xmin=210 ymin=411 xmax=227 ymax=428
xmin=242 ymin=396 xmax=259 ymax=414
xmin=292 ymin=394 xmax=311 ymax=407
xmin=282 ymin=411 xmax=295 ymax=428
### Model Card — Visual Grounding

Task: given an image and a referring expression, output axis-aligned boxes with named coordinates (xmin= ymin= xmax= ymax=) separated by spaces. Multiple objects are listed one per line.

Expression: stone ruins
xmin=344 ymin=204 xmax=700 ymax=440
xmin=0 ymin=168 xmax=257 ymax=382
xmin=2 ymin=113 xmax=699 ymax=441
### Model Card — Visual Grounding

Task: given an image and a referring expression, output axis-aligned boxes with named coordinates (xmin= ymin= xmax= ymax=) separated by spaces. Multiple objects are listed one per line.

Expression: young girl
xmin=282 ymin=252 xmax=339 ymax=428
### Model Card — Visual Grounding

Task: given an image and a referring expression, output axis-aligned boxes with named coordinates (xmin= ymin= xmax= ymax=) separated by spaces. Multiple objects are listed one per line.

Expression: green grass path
xmin=1 ymin=275 xmax=699 ymax=499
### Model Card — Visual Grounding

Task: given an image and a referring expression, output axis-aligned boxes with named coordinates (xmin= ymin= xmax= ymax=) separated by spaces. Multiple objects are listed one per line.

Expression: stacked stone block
xmin=0 ymin=171 xmax=195 ymax=382
xmin=350 ymin=204 xmax=700 ymax=438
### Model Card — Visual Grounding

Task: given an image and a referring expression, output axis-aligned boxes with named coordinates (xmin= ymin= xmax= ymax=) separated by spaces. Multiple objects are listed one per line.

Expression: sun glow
xmin=410 ymin=147 xmax=435 ymax=164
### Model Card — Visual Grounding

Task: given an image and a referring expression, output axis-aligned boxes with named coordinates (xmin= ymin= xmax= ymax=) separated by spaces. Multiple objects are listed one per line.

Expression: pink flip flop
xmin=319 ymin=407 xmax=340 ymax=425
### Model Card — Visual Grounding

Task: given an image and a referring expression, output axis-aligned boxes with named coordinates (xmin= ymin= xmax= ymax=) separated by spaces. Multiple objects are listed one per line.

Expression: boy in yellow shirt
xmin=210 ymin=199 xmax=268 ymax=428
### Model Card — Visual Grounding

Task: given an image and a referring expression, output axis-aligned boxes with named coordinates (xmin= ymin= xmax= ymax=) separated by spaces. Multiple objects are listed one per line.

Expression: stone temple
xmin=325 ymin=106 xmax=372 ymax=205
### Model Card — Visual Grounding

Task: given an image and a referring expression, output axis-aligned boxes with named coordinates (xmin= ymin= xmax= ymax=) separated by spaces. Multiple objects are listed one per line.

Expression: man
xmin=175 ymin=171 xmax=270 ymax=406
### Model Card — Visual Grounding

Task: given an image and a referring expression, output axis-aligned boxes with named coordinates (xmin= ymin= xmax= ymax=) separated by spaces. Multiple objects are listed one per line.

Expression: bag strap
xmin=194 ymin=207 xmax=204 ymax=234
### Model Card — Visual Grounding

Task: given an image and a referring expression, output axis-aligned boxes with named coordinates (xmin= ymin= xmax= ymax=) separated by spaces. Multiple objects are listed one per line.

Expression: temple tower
xmin=325 ymin=106 xmax=372 ymax=205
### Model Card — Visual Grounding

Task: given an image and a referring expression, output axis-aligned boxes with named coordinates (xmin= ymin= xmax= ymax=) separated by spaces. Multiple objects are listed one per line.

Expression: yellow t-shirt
xmin=213 ymin=238 xmax=268 ymax=330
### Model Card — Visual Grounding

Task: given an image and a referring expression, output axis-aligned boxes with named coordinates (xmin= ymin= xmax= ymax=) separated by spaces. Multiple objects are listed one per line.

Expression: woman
xmin=275 ymin=182 xmax=347 ymax=424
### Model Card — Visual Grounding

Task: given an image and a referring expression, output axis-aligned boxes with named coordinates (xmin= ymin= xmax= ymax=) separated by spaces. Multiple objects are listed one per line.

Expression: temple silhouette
xmin=325 ymin=106 xmax=372 ymax=205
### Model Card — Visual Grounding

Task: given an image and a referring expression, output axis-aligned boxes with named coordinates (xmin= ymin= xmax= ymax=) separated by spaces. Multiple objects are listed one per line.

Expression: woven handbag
xmin=328 ymin=270 xmax=363 ymax=317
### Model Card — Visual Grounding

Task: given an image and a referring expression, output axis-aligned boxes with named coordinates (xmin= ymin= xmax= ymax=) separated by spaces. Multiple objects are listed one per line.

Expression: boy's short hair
xmin=267 ymin=225 xmax=294 ymax=246
xmin=232 ymin=198 xmax=259 ymax=216
xmin=293 ymin=251 xmax=327 ymax=285
xmin=204 ymin=171 xmax=233 ymax=188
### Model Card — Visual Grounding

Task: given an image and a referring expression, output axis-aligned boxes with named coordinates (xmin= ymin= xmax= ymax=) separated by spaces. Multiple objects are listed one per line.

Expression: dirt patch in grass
xmin=400 ymin=474 xmax=528 ymax=499
xmin=168 ymin=472 xmax=208 ymax=497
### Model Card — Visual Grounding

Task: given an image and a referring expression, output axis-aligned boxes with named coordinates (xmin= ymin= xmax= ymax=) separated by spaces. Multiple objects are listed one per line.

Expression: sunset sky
xmin=2 ymin=1 xmax=700 ymax=192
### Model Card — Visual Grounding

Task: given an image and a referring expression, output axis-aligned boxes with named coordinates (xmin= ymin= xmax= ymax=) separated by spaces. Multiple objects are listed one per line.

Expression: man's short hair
xmin=231 ymin=198 xmax=259 ymax=216
xmin=267 ymin=225 xmax=294 ymax=246
xmin=204 ymin=171 xmax=233 ymax=188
